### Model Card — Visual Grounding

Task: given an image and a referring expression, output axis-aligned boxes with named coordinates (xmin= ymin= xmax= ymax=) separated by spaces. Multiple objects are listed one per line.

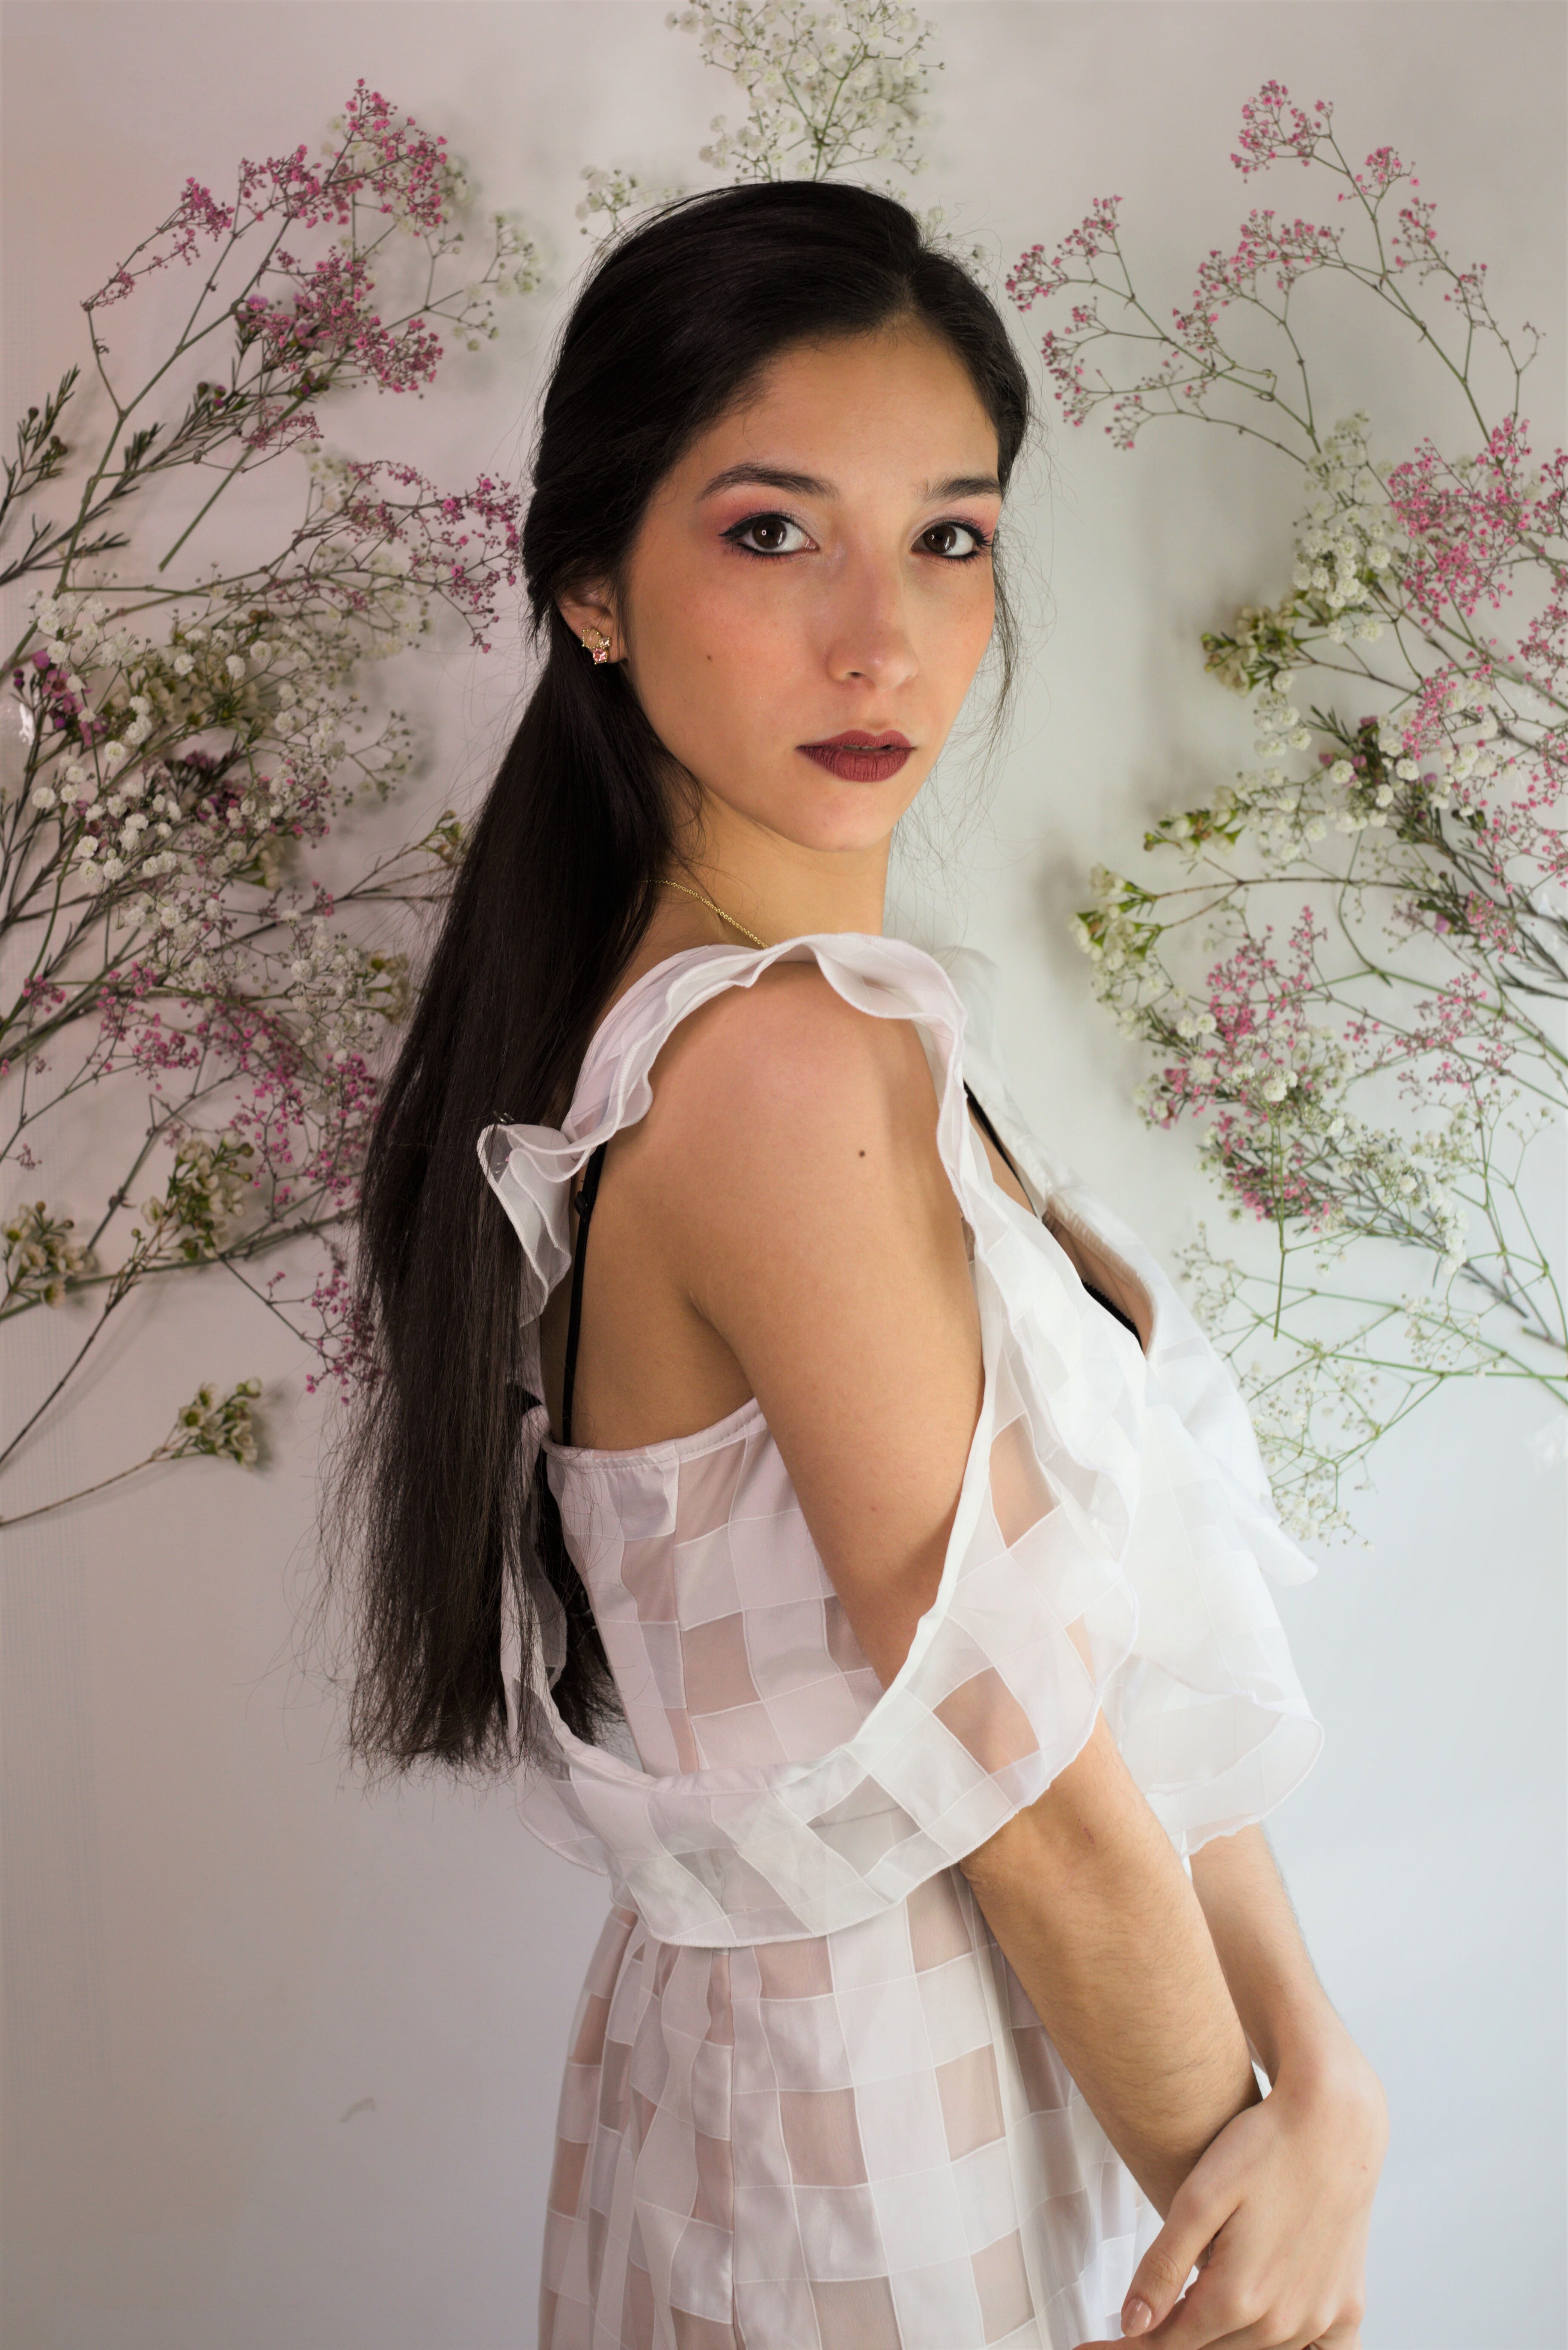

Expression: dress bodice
xmin=477 ymin=933 xmax=1322 ymax=1948
xmin=544 ymin=1396 xmax=884 ymax=1779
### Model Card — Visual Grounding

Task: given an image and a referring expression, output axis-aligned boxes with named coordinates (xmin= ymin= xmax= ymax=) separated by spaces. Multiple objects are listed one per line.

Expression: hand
xmin=1074 ymin=2037 xmax=1387 ymax=2350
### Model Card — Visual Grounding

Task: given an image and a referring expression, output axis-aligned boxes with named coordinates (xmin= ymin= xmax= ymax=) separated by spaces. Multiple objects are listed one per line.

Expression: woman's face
xmin=569 ymin=319 xmax=1004 ymax=859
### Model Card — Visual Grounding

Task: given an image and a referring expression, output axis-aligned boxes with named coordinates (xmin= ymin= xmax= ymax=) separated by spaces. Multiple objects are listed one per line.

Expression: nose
xmin=822 ymin=552 xmax=920 ymax=692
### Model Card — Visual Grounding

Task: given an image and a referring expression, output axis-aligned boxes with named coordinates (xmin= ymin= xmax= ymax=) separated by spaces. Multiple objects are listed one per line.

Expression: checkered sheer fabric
xmin=476 ymin=935 xmax=1322 ymax=2348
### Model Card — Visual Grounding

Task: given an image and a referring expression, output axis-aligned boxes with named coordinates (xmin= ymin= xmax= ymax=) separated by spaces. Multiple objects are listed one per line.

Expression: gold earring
xmin=581 ymin=627 xmax=612 ymax=665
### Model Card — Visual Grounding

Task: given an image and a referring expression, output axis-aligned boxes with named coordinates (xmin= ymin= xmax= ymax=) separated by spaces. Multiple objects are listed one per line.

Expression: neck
xmin=669 ymin=799 xmax=890 ymax=948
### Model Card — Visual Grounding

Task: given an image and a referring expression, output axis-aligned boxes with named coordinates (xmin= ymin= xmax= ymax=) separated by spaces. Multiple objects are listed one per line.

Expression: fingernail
xmin=1122 ymin=2298 xmax=1153 ymax=2337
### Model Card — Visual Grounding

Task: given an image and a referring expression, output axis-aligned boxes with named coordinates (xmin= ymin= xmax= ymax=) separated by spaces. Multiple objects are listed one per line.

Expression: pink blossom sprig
xmin=1231 ymin=82 xmax=1331 ymax=175
xmin=1008 ymin=79 xmax=1534 ymax=460
xmin=5 ymin=83 xmax=537 ymax=609
xmin=84 ymin=82 xmax=459 ymax=316
xmin=281 ymin=455 xmax=523 ymax=651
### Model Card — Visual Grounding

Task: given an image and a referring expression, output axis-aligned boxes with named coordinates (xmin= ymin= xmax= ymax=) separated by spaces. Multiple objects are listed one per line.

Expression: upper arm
xmin=641 ymin=964 xmax=983 ymax=1688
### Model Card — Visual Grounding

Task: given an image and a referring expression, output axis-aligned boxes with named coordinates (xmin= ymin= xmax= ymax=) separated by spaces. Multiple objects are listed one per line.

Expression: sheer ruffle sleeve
xmin=477 ymin=934 xmax=1322 ymax=1947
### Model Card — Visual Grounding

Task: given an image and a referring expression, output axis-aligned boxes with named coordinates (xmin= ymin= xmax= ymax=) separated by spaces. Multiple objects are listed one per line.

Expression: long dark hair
xmin=321 ymin=178 xmax=1033 ymax=1776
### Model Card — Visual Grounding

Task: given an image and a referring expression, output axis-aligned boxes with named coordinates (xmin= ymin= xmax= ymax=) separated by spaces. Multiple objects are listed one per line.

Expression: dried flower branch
xmin=0 ymin=86 xmax=535 ymax=1527
xmin=577 ymin=0 xmax=938 ymax=242
xmin=1014 ymin=86 xmax=1567 ymax=1538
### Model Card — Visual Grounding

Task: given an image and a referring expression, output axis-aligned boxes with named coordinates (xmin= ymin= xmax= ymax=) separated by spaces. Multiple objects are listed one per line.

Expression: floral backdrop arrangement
xmin=0 ymin=4 xmax=933 ymax=1530
xmin=1008 ymin=83 xmax=1568 ymax=1537
xmin=0 ymin=84 xmax=537 ymax=1525
xmin=2 ymin=10 xmax=1562 ymax=1546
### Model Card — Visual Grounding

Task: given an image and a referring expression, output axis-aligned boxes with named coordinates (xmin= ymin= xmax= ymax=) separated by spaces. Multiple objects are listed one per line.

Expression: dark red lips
xmin=799 ymin=729 xmax=913 ymax=783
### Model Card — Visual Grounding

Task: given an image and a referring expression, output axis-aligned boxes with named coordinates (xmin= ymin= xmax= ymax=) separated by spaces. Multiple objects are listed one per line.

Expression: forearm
xmin=960 ymin=1715 xmax=1259 ymax=2214
xmin=1189 ymin=1824 xmax=1343 ymax=2082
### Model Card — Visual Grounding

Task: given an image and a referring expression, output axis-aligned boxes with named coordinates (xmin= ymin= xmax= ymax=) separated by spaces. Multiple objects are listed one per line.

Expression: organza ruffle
xmin=478 ymin=935 xmax=1321 ymax=1946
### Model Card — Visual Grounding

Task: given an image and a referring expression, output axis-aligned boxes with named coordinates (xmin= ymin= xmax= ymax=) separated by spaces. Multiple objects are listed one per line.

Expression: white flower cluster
xmin=2 ymin=1197 xmax=93 ymax=1307
xmin=1289 ymin=1104 xmax=1473 ymax=1270
xmin=1240 ymin=1363 xmax=1363 ymax=1545
xmin=299 ymin=449 xmax=444 ymax=649
xmin=1071 ymin=863 xmax=1167 ymax=1034
xmin=1289 ymin=413 xmax=1393 ymax=648
xmin=286 ymin=917 xmax=412 ymax=1069
xmin=26 ymin=584 xmax=414 ymax=985
xmin=575 ymin=167 xmax=684 ymax=239
xmin=453 ymin=214 xmax=544 ymax=348
xmin=1397 ymin=1289 xmax=1491 ymax=1375
xmin=669 ymin=0 xmax=936 ymax=182
xmin=1174 ymin=1228 xmax=1367 ymax=1543
xmin=1201 ymin=688 xmax=1504 ymax=873
xmin=1195 ymin=1022 xmax=1351 ymax=1125
xmin=1373 ymin=691 xmax=1501 ymax=815
xmin=133 ymin=1133 xmax=258 ymax=1259
xmin=169 ymin=1377 xmax=263 ymax=1468
xmin=1175 ymin=1217 xmax=1496 ymax=1545
xmin=1251 ymin=678 xmax=1314 ymax=765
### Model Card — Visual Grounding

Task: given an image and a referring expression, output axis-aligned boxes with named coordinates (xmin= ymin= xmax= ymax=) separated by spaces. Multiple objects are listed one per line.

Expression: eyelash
xmin=721 ymin=512 xmax=994 ymax=562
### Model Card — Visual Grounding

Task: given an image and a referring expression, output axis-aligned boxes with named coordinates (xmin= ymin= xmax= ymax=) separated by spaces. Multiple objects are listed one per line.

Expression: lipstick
xmin=798 ymin=729 xmax=913 ymax=783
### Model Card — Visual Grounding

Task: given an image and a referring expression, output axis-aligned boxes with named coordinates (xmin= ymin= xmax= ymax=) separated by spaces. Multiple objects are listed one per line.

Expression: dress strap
xmin=560 ymin=1139 xmax=608 ymax=1448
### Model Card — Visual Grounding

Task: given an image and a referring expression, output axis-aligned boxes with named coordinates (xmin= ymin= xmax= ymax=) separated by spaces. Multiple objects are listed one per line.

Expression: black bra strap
xmin=964 ymin=1082 xmax=1028 ymax=1196
xmin=964 ymin=1082 xmax=1141 ymax=1346
xmin=560 ymin=1140 xmax=607 ymax=1448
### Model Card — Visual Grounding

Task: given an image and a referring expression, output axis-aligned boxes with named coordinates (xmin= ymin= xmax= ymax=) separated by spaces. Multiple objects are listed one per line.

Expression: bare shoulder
xmin=639 ymin=957 xmax=941 ymax=1208
xmin=630 ymin=958 xmax=982 ymax=1692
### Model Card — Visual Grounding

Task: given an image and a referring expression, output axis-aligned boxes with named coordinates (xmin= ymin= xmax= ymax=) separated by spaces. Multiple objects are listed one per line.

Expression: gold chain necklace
xmin=658 ymin=876 xmax=770 ymax=949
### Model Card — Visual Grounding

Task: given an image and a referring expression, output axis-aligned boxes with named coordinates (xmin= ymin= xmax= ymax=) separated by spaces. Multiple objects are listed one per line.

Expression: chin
xmin=763 ymin=806 xmax=908 ymax=857
xmin=753 ymin=772 xmax=926 ymax=846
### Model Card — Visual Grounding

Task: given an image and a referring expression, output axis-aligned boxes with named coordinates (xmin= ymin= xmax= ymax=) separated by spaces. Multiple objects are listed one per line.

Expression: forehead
xmin=676 ymin=321 xmax=999 ymax=489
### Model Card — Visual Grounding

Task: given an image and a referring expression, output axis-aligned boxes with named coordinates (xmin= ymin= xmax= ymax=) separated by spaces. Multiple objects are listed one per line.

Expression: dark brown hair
xmin=321 ymin=178 xmax=1034 ymax=1774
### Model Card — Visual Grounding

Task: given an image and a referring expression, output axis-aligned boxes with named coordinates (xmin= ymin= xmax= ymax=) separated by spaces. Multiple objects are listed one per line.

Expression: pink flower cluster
xmin=1005 ymin=194 xmax=1124 ymax=310
xmin=235 ymin=82 xmax=451 ymax=238
xmin=87 ymin=83 xmax=453 ymax=317
xmin=15 ymin=647 xmax=109 ymax=753
xmin=236 ymin=246 xmax=444 ymax=400
xmin=1150 ymin=912 xmax=1336 ymax=1228
xmin=1386 ymin=417 xmax=1537 ymax=626
xmin=85 ymin=178 xmax=236 ymax=311
xmin=1190 ymin=209 xmax=1343 ymax=321
xmin=1231 ymin=82 xmax=1330 ymax=176
xmin=292 ymin=1250 xmax=380 ymax=1400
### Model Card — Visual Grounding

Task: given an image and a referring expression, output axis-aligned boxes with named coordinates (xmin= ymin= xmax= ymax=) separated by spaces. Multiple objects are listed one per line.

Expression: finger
xmin=1138 ymin=2272 xmax=1331 ymax=2350
xmin=1132 ymin=2247 xmax=1280 ymax=2350
xmin=1120 ymin=2177 xmax=1238 ymax=2335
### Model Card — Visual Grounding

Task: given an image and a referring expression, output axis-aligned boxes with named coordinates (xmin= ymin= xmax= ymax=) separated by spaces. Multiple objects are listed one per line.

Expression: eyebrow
xmin=698 ymin=462 xmax=1002 ymax=502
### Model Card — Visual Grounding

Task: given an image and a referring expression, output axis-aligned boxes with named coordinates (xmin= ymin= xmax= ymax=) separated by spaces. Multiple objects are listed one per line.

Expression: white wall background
xmin=2 ymin=4 xmax=1563 ymax=2345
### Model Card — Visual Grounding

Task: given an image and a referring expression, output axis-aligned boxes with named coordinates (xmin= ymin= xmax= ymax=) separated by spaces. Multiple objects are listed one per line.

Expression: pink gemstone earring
xmin=581 ymin=628 xmax=612 ymax=665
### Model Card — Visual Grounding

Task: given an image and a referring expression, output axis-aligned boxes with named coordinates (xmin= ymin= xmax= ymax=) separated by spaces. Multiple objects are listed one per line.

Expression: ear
xmin=555 ymin=583 xmax=621 ymax=663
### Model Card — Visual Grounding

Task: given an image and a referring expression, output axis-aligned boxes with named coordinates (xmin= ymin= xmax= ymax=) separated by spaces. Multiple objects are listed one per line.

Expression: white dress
xmin=476 ymin=933 xmax=1323 ymax=2350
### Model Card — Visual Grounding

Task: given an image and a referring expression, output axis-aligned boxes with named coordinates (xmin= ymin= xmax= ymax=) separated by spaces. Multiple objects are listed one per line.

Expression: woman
xmin=330 ymin=181 xmax=1387 ymax=2348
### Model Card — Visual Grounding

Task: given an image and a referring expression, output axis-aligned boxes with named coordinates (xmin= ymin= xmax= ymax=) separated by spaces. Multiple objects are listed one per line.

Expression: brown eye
xmin=920 ymin=521 xmax=989 ymax=560
xmin=724 ymin=512 xmax=811 ymax=556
